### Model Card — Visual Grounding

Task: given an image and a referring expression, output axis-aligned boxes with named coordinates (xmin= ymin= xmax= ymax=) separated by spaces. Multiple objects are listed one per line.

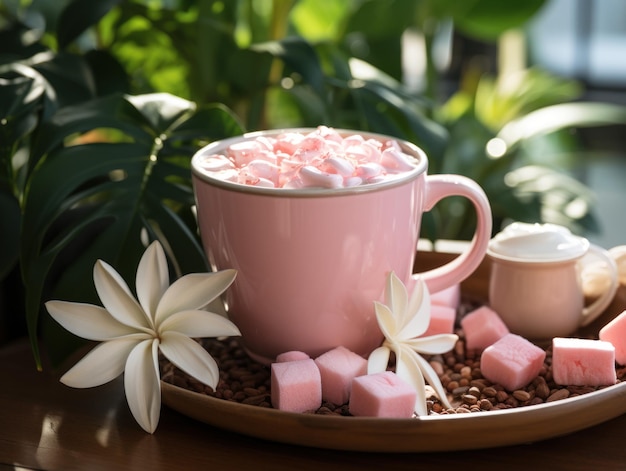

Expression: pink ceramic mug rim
xmin=191 ymin=128 xmax=428 ymax=197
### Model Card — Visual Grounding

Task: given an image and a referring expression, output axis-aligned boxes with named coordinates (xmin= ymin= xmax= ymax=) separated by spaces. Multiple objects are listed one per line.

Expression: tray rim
xmin=161 ymin=379 xmax=626 ymax=452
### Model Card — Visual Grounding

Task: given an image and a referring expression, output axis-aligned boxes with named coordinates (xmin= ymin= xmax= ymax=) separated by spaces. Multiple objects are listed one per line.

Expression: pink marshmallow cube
xmin=271 ymin=359 xmax=322 ymax=413
xmin=461 ymin=306 xmax=510 ymax=351
xmin=423 ymin=305 xmax=456 ymax=337
xmin=480 ymin=333 xmax=546 ymax=391
xmin=276 ymin=351 xmax=310 ymax=363
xmin=431 ymin=283 xmax=461 ymax=309
xmin=349 ymin=371 xmax=416 ymax=418
xmin=552 ymin=337 xmax=616 ymax=386
xmin=314 ymin=346 xmax=367 ymax=405
xmin=599 ymin=310 xmax=626 ymax=365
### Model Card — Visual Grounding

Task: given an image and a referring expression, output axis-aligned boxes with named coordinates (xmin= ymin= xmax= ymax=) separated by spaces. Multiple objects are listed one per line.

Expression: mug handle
xmin=415 ymin=174 xmax=492 ymax=293
xmin=580 ymin=244 xmax=619 ymax=327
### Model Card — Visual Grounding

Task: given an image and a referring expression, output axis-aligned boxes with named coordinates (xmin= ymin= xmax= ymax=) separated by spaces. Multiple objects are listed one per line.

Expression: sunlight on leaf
xmin=20 ymin=93 xmax=243 ymax=367
xmin=499 ymin=102 xmax=626 ymax=148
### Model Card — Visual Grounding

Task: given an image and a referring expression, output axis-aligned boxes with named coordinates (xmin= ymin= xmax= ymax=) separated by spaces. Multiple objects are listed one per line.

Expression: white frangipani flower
xmin=45 ymin=241 xmax=240 ymax=433
xmin=368 ymin=272 xmax=458 ymax=416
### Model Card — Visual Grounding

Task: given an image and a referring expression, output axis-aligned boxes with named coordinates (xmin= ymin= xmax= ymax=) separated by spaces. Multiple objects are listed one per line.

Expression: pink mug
xmin=191 ymin=129 xmax=492 ymax=363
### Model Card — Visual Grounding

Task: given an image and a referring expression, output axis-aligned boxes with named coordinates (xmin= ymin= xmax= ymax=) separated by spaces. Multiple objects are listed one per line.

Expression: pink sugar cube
xmin=422 ymin=305 xmax=456 ymax=337
xmin=349 ymin=371 xmax=416 ymax=418
xmin=480 ymin=334 xmax=546 ymax=391
xmin=431 ymin=284 xmax=461 ymax=309
xmin=552 ymin=337 xmax=616 ymax=386
xmin=276 ymin=351 xmax=310 ymax=362
xmin=599 ymin=310 xmax=626 ymax=365
xmin=461 ymin=306 xmax=510 ymax=351
xmin=314 ymin=346 xmax=368 ymax=405
xmin=270 ymin=359 xmax=322 ymax=413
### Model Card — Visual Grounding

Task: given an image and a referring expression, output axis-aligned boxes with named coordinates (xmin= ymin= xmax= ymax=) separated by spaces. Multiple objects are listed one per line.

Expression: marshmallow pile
xmin=196 ymin=126 xmax=417 ymax=189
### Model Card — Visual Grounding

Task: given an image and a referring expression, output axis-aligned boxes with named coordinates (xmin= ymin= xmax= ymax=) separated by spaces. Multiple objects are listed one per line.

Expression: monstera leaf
xmin=20 ymin=92 xmax=243 ymax=367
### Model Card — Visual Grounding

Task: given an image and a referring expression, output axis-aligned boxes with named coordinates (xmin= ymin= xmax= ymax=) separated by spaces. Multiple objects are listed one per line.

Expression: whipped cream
xmin=194 ymin=126 xmax=418 ymax=189
xmin=488 ymin=222 xmax=589 ymax=262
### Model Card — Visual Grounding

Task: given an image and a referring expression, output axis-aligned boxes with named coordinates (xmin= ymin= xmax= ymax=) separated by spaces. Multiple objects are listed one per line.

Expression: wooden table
xmin=2 ymin=252 xmax=626 ymax=470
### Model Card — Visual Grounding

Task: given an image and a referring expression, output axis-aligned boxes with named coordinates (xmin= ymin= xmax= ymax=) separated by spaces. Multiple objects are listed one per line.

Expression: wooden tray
xmin=162 ymin=252 xmax=626 ymax=452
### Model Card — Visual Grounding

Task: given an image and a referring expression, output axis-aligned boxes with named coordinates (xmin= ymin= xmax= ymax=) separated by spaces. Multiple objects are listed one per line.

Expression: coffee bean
xmin=160 ymin=298 xmax=624 ymax=417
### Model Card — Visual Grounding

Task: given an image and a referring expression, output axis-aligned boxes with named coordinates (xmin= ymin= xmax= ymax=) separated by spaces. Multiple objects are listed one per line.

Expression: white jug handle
xmin=580 ymin=244 xmax=619 ymax=327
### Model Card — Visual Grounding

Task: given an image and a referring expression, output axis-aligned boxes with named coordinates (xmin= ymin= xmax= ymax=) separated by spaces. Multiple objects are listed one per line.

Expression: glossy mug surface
xmin=487 ymin=222 xmax=619 ymax=340
xmin=192 ymin=128 xmax=492 ymax=363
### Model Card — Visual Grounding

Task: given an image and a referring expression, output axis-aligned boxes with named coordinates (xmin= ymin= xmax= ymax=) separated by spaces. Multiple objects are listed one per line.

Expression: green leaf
xmin=0 ymin=188 xmax=21 ymax=279
xmin=56 ymin=0 xmax=124 ymax=50
xmin=498 ymin=102 xmax=626 ymax=149
xmin=0 ymin=62 xmax=57 ymax=198
xmin=291 ymin=0 xmax=354 ymax=41
xmin=0 ymin=63 xmax=49 ymax=118
xmin=474 ymin=68 xmax=582 ymax=130
xmin=168 ymin=103 xmax=245 ymax=142
xmin=251 ymin=37 xmax=325 ymax=96
xmin=503 ymin=165 xmax=598 ymax=235
xmin=345 ymin=0 xmax=417 ymax=38
xmin=451 ymin=0 xmax=546 ymax=41
xmin=344 ymin=59 xmax=448 ymax=159
xmin=20 ymin=92 xmax=243 ymax=368
xmin=352 ymin=82 xmax=448 ymax=160
xmin=28 ymin=93 xmax=150 ymax=173
xmin=32 ymin=52 xmax=96 ymax=107
xmin=84 ymin=49 xmax=130 ymax=96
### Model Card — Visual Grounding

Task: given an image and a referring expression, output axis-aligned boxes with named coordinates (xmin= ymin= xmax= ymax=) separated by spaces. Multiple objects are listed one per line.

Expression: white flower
xmin=368 ymin=272 xmax=458 ymax=416
xmin=45 ymin=241 xmax=240 ymax=433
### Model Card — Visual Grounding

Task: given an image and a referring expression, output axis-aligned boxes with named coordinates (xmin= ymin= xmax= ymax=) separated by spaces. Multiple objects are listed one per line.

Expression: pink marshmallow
xmin=430 ymin=284 xmax=461 ymax=309
xmin=228 ymin=140 xmax=268 ymax=167
xmin=275 ymin=351 xmax=310 ymax=363
xmin=480 ymin=333 xmax=546 ymax=391
xmin=314 ymin=346 xmax=368 ymax=405
xmin=422 ymin=305 xmax=456 ymax=337
xmin=380 ymin=147 xmax=415 ymax=172
xmin=299 ymin=165 xmax=344 ymax=189
xmin=461 ymin=306 xmax=510 ymax=351
xmin=349 ymin=371 xmax=416 ymax=418
xmin=198 ymin=126 xmax=418 ymax=189
xmin=552 ymin=337 xmax=616 ymax=386
xmin=599 ymin=310 xmax=626 ymax=365
xmin=198 ymin=154 xmax=235 ymax=172
xmin=270 ymin=359 xmax=322 ymax=413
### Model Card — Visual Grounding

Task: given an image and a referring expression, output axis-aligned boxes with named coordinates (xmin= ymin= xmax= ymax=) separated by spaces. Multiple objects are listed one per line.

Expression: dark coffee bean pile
xmin=160 ymin=301 xmax=626 ymax=417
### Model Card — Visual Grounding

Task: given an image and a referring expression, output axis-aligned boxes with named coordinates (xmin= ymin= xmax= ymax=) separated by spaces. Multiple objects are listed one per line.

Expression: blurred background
xmin=528 ymin=0 xmax=626 ymax=249
xmin=1 ymin=0 xmax=625 ymax=357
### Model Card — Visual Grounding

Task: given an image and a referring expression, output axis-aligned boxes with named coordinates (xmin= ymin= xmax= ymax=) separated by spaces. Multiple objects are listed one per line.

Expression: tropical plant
xmin=0 ymin=3 xmax=244 ymax=364
xmin=2 ymin=0 xmax=626 ymax=365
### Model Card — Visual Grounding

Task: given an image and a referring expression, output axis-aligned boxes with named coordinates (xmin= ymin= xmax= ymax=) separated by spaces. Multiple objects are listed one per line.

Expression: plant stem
xmin=255 ymin=0 xmax=294 ymax=129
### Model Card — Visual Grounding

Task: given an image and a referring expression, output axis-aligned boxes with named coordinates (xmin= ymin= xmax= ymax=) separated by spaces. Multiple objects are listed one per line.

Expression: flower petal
xmin=124 ymin=339 xmax=161 ymax=434
xmin=158 ymin=310 xmax=241 ymax=338
xmin=94 ymin=260 xmax=153 ymax=332
xmin=397 ymin=277 xmax=431 ymax=340
xmin=404 ymin=334 xmax=459 ymax=355
xmin=374 ymin=301 xmax=397 ymax=339
xmin=46 ymin=301 xmax=137 ymax=341
xmin=136 ymin=241 xmax=169 ymax=323
xmin=412 ymin=351 xmax=453 ymax=409
xmin=367 ymin=345 xmax=391 ymax=374
xmin=60 ymin=335 xmax=147 ymax=388
xmin=155 ymin=270 xmax=236 ymax=326
xmin=385 ymin=272 xmax=407 ymax=327
xmin=395 ymin=346 xmax=428 ymax=416
xmin=159 ymin=331 xmax=219 ymax=388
